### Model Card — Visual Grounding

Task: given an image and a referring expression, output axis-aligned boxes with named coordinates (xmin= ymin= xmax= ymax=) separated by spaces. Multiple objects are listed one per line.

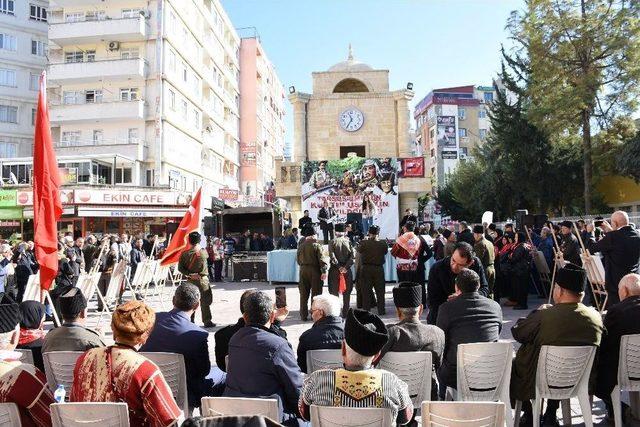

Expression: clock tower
xmin=277 ymin=47 xmax=428 ymax=219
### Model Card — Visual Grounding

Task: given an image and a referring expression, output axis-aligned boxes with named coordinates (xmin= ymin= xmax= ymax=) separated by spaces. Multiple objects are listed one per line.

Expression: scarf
xmin=395 ymin=232 xmax=421 ymax=259
xmin=18 ymin=327 xmax=45 ymax=345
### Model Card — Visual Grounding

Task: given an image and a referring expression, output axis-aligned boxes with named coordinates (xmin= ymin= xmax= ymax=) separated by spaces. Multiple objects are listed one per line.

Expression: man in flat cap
xmin=328 ymin=223 xmax=354 ymax=317
xmin=179 ymin=231 xmax=214 ymax=328
xmin=42 ymin=287 xmax=105 ymax=353
xmin=297 ymin=223 xmax=328 ymax=321
xmin=357 ymin=225 xmax=389 ymax=314
xmin=381 ymin=282 xmax=444 ymax=400
xmin=299 ymin=308 xmax=414 ymax=425
xmin=0 ymin=303 xmax=55 ymax=426
xmin=558 ymin=220 xmax=582 ymax=266
xmin=473 ymin=224 xmax=496 ymax=297
xmin=510 ymin=263 xmax=604 ymax=425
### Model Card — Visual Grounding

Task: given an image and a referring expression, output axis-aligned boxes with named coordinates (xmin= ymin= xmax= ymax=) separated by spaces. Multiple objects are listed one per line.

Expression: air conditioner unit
xmin=108 ymin=41 xmax=120 ymax=51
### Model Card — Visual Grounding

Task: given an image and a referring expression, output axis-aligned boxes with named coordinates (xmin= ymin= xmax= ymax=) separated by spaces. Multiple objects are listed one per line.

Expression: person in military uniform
xmin=357 ymin=159 xmax=379 ymax=193
xmin=558 ymin=220 xmax=582 ymax=266
xmin=178 ymin=231 xmax=214 ymax=328
xmin=357 ymin=225 xmax=388 ymax=315
xmin=510 ymin=264 xmax=603 ymax=425
xmin=328 ymin=223 xmax=355 ymax=317
xmin=473 ymin=225 xmax=496 ymax=297
xmin=297 ymin=223 xmax=328 ymax=321
xmin=309 ymin=160 xmax=330 ymax=189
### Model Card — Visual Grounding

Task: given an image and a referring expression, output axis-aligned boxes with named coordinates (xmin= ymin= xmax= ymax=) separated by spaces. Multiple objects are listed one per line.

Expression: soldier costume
xmin=328 ymin=223 xmax=355 ymax=317
xmin=297 ymin=224 xmax=328 ymax=320
xmin=178 ymin=231 xmax=214 ymax=327
xmin=357 ymin=226 xmax=388 ymax=314
xmin=473 ymin=225 xmax=496 ymax=296
xmin=559 ymin=220 xmax=582 ymax=266
xmin=309 ymin=160 xmax=330 ymax=189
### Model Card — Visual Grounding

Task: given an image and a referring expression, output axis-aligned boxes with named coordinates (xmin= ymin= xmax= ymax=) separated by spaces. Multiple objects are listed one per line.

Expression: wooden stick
xmin=548 ymin=261 xmax=557 ymax=304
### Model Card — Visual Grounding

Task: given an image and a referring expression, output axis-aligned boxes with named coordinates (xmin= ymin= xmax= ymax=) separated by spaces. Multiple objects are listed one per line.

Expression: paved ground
xmin=77 ymin=279 xmax=637 ymax=426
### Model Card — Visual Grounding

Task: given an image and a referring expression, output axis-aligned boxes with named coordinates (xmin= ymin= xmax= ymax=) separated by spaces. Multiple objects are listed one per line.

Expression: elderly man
xmin=297 ymin=223 xmax=327 ymax=321
xmin=224 ymin=291 xmax=303 ymax=426
xmin=436 ymin=269 xmax=502 ymax=397
xmin=457 ymin=222 xmax=474 ymax=246
xmin=595 ymin=273 xmax=640 ymax=420
xmin=82 ymin=235 xmax=98 ymax=273
xmin=586 ymin=211 xmax=640 ymax=306
xmin=473 ymin=224 xmax=495 ymax=297
xmin=426 ymin=242 xmax=488 ymax=324
xmin=42 ymin=288 xmax=105 ymax=353
xmin=0 ymin=303 xmax=55 ymax=426
xmin=72 ymin=237 xmax=86 ymax=273
xmin=510 ymin=264 xmax=604 ymax=425
xmin=299 ymin=308 xmax=413 ymax=425
xmin=328 ymin=223 xmax=354 ymax=317
xmin=381 ymin=282 xmax=444 ymax=400
xmin=391 ymin=221 xmax=422 ymax=284
xmin=141 ymin=284 xmax=212 ymax=409
xmin=297 ymin=294 xmax=344 ymax=373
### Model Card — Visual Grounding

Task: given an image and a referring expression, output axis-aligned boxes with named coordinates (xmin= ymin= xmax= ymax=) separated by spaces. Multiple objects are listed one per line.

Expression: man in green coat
xmin=357 ymin=225 xmax=388 ymax=315
xmin=178 ymin=231 xmax=214 ymax=328
xmin=297 ymin=224 xmax=327 ymax=320
xmin=473 ymin=225 xmax=495 ymax=297
xmin=510 ymin=263 xmax=604 ymax=425
xmin=328 ymin=223 xmax=354 ymax=317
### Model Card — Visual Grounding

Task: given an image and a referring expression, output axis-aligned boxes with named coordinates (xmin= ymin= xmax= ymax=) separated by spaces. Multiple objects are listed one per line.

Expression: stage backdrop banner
xmin=301 ymin=157 xmax=399 ymax=240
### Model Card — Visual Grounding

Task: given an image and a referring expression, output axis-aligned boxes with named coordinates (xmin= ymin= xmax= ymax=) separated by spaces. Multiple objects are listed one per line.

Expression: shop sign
xmin=77 ymin=207 xmax=188 ymax=218
xmin=59 ymin=167 xmax=78 ymax=185
xmin=73 ymin=189 xmax=187 ymax=205
xmin=0 ymin=220 xmax=20 ymax=227
xmin=218 ymin=188 xmax=239 ymax=201
xmin=0 ymin=207 xmax=22 ymax=220
xmin=211 ymin=197 xmax=225 ymax=211
xmin=16 ymin=189 xmax=74 ymax=206
xmin=441 ymin=150 xmax=458 ymax=160
xmin=0 ymin=190 xmax=16 ymax=207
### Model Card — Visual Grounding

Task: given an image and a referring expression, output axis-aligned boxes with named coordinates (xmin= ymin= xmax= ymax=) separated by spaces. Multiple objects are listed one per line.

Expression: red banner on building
xmin=399 ymin=157 xmax=425 ymax=177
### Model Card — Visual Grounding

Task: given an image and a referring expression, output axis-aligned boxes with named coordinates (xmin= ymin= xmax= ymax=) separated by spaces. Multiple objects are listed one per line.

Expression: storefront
xmin=0 ymin=190 xmax=23 ymax=240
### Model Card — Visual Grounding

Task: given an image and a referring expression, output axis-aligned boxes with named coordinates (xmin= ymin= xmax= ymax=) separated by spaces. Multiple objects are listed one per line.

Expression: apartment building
xmin=414 ymin=85 xmax=496 ymax=191
xmin=0 ymin=0 xmax=48 ymax=159
xmin=0 ymin=0 xmax=245 ymax=237
xmin=239 ymin=35 xmax=285 ymax=205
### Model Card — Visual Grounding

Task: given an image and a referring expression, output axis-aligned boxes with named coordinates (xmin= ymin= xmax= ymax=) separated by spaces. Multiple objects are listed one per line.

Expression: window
xmin=0 ymin=33 xmax=17 ymax=51
xmin=478 ymin=109 xmax=487 ymax=118
xmin=483 ymin=92 xmax=494 ymax=102
xmin=85 ymin=10 xmax=105 ymax=21
xmin=63 ymin=91 xmax=82 ymax=105
xmin=168 ymin=50 xmax=176 ymax=72
xmin=181 ymin=100 xmax=188 ymax=119
xmin=459 ymin=128 xmax=467 ymax=138
xmin=86 ymin=50 xmax=96 ymax=62
xmin=0 ymin=142 xmax=17 ymax=158
xmin=193 ymin=109 xmax=200 ymax=129
xmin=31 ymin=40 xmax=46 ymax=56
xmin=61 ymin=131 xmax=81 ymax=146
xmin=85 ymin=90 xmax=103 ymax=103
xmin=181 ymin=63 xmax=187 ymax=82
xmin=116 ymin=167 xmax=132 ymax=184
xmin=168 ymin=89 xmax=175 ymax=110
xmin=479 ymin=129 xmax=487 ymax=139
xmin=127 ymin=128 xmax=138 ymax=143
xmin=458 ymin=108 xmax=466 ymax=120
xmin=120 ymin=48 xmax=139 ymax=59
xmin=64 ymin=51 xmax=83 ymax=63
xmin=92 ymin=130 xmax=103 ymax=144
xmin=29 ymin=74 xmax=38 ymax=91
xmin=122 ymin=8 xmax=142 ymax=19
xmin=0 ymin=0 xmax=14 ymax=15
xmin=0 ymin=69 xmax=16 ymax=87
xmin=65 ymin=12 xmax=82 ymax=22
xmin=120 ymin=88 xmax=139 ymax=101
xmin=31 ymin=108 xmax=36 ymax=125
xmin=29 ymin=4 xmax=47 ymax=22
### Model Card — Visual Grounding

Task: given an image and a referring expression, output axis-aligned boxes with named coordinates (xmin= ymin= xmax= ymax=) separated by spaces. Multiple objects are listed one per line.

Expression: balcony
xmin=50 ymin=100 xmax=145 ymax=124
xmin=54 ymin=137 xmax=143 ymax=160
xmin=49 ymin=17 xmax=148 ymax=46
xmin=48 ymin=58 xmax=147 ymax=84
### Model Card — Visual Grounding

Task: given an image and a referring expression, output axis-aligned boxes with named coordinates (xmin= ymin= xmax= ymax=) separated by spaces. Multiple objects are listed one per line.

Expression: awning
xmin=23 ymin=207 xmax=75 ymax=218
xmin=77 ymin=206 xmax=187 ymax=218
xmin=0 ymin=207 xmax=22 ymax=220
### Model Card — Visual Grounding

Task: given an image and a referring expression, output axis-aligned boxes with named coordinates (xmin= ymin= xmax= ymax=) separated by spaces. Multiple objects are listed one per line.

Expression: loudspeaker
xmin=534 ymin=214 xmax=549 ymax=229
xmin=232 ymin=258 xmax=267 ymax=281
xmin=203 ymin=217 xmax=215 ymax=236
xmin=523 ymin=214 xmax=535 ymax=229
xmin=514 ymin=209 xmax=529 ymax=232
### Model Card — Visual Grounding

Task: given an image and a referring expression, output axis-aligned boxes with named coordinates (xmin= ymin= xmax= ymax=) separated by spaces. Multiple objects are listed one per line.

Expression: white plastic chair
xmin=306 ymin=349 xmax=343 ymax=373
xmin=378 ymin=351 xmax=432 ymax=409
xmin=422 ymin=401 xmax=505 ymax=426
xmin=310 ymin=405 xmax=394 ymax=427
xmin=140 ymin=352 xmax=188 ymax=417
xmin=51 ymin=402 xmax=130 ymax=426
xmin=42 ymin=351 xmax=84 ymax=393
xmin=451 ymin=342 xmax=513 ymax=426
xmin=0 ymin=403 xmax=21 ymax=426
xmin=15 ymin=348 xmax=34 ymax=366
xmin=514 ymin=345 xmax=596 ymax=427
xmin=611 ymin=334 xmax=640 ymax=427
xmin=201 ymin=397 xmax=279 ymax=421
xmin=21 ymin=273 xmax=40 ymax=302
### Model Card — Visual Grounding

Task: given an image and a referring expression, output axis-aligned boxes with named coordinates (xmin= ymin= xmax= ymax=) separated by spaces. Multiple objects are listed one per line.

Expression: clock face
xmin=339 ymin=108 xmax=364 ymax=132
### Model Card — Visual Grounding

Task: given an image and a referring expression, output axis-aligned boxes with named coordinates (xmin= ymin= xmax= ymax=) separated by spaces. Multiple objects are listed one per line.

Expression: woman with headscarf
xmin=70 ymin=301 xmax=181 ymax=427
xmin=16 ymin=301 xmax=46 ymax=371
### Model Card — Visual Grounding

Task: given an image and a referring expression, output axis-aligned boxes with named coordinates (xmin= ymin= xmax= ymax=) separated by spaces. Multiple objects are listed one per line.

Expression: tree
xmin=617 ymin=129 xmax=640 ymax=182
xmin=507 ymin=0 xmax=640 ymax=213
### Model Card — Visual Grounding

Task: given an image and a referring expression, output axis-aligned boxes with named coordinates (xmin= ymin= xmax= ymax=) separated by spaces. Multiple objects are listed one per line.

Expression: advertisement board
xmin=437 ymin=116 xmax=457 ymax=147
xmin=219 ymin=188 xmax=239 ymax=201
xmin=441 ymin=150 xmax=458 ymax=160
xmin=301 ymin=157 xmax=399 ymax=239
xmin=399 ymin=157 xmax=425 ymax=178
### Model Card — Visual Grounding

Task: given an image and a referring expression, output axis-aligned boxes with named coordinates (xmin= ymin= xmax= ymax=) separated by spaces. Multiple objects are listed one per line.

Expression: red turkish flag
xmin=32 ymin=72 xmax=63 ymax=291
xmin=161 ymin=187 xmax=202 ymax=266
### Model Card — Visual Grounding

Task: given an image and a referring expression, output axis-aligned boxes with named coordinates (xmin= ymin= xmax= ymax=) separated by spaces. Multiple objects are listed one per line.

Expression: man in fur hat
xmin=299 ymin=308 xmax=414 ymax=425
xmin=510 ymin=264 xmax=604 ymax=425
xmin=357 ymin=225 xmax=388 ymax=314
xmin=328 ymin=223 xmax=354 ymax=317
xmin=473 ymin=224 xmax=496 ymax=297
xmin=297 ymin=223 xmax=328 ymax=321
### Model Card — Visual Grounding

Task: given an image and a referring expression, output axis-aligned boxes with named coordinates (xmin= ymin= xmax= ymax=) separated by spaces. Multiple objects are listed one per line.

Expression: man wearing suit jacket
xmin=317 ymin=201 xmax=336 ymax=244
xmin=586 ymin=211 xmax=640 ymax=307
xmin=436 ymin=268 xmax=502 ymax=398
xmin=129 ymin=237 xmax=146 ymax=280
xmin=141 ymin=284 xmax=212 ymax=408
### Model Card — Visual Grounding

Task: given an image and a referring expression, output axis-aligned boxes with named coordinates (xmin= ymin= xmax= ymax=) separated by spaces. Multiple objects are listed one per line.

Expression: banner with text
xmin=301 ymin=157 xmax=399 ymax=240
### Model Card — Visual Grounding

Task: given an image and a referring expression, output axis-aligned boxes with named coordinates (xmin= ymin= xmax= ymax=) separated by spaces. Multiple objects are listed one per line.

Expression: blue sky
xmin=222 ymin=0 xmax=524 ymax=144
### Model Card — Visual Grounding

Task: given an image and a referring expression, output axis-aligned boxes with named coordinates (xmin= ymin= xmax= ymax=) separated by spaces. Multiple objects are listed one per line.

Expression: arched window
xmin=333 ymin=78 xmax=369 ymax=93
